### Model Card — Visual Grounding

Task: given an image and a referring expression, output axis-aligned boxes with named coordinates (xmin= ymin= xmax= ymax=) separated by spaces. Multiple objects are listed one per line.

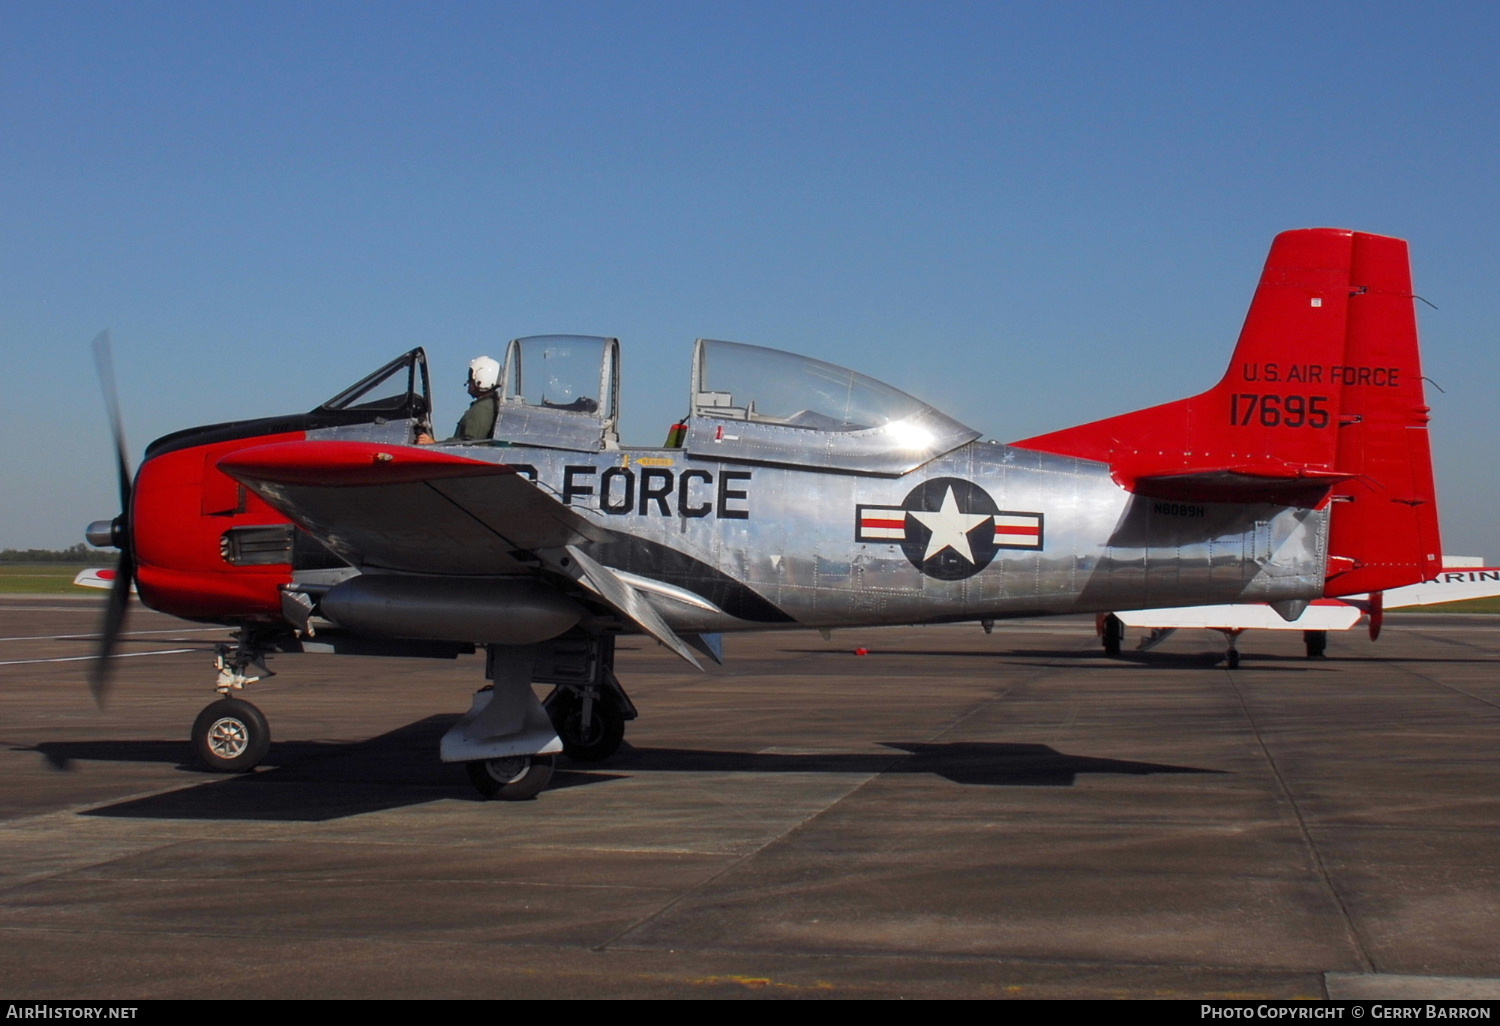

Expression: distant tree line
xmin=0 ymin=543 xmax=114 ymax=564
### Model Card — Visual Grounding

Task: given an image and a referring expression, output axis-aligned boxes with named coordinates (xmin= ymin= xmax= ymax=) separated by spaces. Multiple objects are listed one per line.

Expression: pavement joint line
xmin=592 ymin=633 xmax=1100 ymax=955
xmin=1224 ymin=672 xmax=1377 ymax=975
xmin=589 ymin=762 xmax=906 ymax=952
xmin=916 ymin=631 xmax=1097 ymax=745
xmin=1381 ymin=630 xmax=1500 ymax=714
xmin=0 ymin=822 xmax=190 ymax=894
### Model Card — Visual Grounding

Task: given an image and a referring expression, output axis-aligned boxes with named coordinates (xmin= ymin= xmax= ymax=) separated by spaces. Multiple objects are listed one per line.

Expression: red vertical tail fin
xmin=1012 ymin=228 xmax=1441 ymax=593
xmin=1321 ymin=232 xmax=1441 ymax=594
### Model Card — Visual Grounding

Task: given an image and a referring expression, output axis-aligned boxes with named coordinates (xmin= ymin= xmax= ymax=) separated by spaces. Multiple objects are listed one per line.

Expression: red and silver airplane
xmin=85 ymin=227 xmax=1441 ymax=799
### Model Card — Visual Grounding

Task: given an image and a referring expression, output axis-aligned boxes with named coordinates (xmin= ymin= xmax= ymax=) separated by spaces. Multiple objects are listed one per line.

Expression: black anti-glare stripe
xmin=588 ymin=534 xmax=795 ymax=623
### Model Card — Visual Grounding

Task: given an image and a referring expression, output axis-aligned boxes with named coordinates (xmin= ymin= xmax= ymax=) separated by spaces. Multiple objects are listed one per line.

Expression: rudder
xmin=1321 ymin=232 xmax=1441 ymax=595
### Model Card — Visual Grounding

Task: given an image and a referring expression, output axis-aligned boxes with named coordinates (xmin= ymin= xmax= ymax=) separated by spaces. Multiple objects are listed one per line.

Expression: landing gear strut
xmin=545 ymin=687 xmax=627 ymax=762
xmin=1099 ymin=613 xmax=1124 ymax=656
xmin=1223 ymin=629 xmax=1243 ymax=669
xmin=449 ymin=634 xmax=636 ymax=800
xmin=192 ymin=628 xmax=278 ymax=773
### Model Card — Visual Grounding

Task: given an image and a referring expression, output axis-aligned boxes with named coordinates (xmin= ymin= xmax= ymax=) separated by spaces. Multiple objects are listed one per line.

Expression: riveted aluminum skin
xmin=414 ymin=441 xmax=1327 ymax=634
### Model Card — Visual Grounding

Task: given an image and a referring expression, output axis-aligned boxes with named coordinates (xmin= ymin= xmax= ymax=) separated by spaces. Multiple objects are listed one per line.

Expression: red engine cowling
xmin=132 ymin=431 xmax=305 ymax=622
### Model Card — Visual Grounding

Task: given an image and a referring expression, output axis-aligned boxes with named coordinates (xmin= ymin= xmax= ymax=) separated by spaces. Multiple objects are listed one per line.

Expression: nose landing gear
xmin=191 ymin=628 xmax=277 ymax=773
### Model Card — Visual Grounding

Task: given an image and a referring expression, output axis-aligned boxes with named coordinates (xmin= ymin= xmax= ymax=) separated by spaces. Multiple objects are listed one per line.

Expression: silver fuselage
xmin=419 ymin=438 xmax=1326 ymax=635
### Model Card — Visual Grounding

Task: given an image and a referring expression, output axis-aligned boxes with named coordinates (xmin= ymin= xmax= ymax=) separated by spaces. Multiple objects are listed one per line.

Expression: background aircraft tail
xmin=1012 ymin=227 xmax=1441 ymax=595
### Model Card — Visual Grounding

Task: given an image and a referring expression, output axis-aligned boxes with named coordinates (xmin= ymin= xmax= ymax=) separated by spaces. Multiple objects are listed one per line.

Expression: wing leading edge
xmin=219 ymin=440 xmax=608 ymax=575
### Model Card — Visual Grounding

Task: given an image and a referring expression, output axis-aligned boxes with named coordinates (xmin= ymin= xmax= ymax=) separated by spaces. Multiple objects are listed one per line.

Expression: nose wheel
xmin=191 ymin=697 xmax=271 ymax=772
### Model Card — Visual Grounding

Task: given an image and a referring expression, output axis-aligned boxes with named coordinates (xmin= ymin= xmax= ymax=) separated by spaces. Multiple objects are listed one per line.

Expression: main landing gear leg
xmin=443 ymin=644 xmax=561 ymax=801
xmin=1098 ymin=613 xmax=1124 ymax=657
xmin=1222 ymin=629 xmax=1243 ymax=670
xmin=191 ymin=628 xmax=276 ymax=773
xmin=542 ymin=634 xmax=635 ymax=762
xmin=532 ymin=633 xmax=635 ymax=763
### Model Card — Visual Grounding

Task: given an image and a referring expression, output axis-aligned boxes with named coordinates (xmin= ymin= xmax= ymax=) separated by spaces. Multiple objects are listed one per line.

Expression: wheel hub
xmin=206 ymin=717 xmax=250 ymax=759
xmin=481 ymin=756 xmax=529 ymax=784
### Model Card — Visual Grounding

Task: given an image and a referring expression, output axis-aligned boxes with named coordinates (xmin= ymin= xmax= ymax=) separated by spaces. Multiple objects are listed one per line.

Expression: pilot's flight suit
xmin=451 ymin=392 xmax=498 ymax=441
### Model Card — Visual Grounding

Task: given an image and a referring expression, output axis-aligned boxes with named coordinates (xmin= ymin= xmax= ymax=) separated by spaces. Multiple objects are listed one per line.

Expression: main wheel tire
xmin=545 ymin=690 xmax=626 ymax=762
xmin=1226 ymin=649 xmax=1241 ymax=669
xmin=1304 ymin=630 xmax=1328 ymax=658
xmin=466 ymin=754 xmax=555 ymax=801
xmin=192 ymin=698 xmax=271 ymax=773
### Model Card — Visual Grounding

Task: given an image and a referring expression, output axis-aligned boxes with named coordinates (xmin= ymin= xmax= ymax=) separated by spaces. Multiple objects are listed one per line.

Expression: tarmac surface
xmin=1 ymin=595 xmax=1498 ymax=1000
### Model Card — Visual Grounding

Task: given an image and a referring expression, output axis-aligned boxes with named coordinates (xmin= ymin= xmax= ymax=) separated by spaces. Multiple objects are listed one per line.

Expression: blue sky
xmin=3 ymin=1 xmax=1498 ymax=558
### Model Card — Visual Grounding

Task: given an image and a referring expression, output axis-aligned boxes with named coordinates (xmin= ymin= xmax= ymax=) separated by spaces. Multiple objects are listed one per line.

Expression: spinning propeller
xmin=87 ymin=330 xmax=136 ymax=705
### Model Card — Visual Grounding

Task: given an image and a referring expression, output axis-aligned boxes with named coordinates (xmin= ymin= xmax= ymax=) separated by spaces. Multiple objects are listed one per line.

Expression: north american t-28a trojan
xmin=86 ymin=228 xmax=1441 ymax=799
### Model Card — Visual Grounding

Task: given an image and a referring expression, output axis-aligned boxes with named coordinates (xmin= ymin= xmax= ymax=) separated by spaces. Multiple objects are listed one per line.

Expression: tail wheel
xmin=545 ymin=689 xmax=626 ymax=762
xmin=1304 ymin=630 xmax=1328 ymax=658
xmin=192 ymin=698 xmax=271 ymax=773
xmin=466 ymin=755 xmax=555 ymax=801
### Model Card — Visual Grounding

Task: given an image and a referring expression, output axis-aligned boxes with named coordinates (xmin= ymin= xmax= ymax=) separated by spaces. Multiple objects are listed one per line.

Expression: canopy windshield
xmin=316 ymin=348 xmax=431 ymax=419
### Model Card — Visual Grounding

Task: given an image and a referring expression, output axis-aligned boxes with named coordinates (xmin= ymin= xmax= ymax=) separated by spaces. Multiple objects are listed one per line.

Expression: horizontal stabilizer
xmin=1131 ymin=466 xmax=1356 ymax=507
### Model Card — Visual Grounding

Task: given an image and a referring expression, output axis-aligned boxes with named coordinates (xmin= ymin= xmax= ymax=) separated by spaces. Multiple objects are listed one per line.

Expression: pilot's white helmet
xmin=468 ymin=356 xmax=501 ymax=391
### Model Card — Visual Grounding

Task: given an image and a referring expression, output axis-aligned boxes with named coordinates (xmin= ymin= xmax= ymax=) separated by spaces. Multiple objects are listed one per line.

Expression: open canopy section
xmin=495 ymin=335 xmax=621 ymax=451
xmin=682 ymin=339 xmax=978 ymax=474
xmin=316 ymin=347 xmax=432 ymax=424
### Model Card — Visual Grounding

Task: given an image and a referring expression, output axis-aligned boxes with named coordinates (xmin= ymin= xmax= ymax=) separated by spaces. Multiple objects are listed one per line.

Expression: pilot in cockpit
xmin=416 ymin=356 xmax=501 ymax=444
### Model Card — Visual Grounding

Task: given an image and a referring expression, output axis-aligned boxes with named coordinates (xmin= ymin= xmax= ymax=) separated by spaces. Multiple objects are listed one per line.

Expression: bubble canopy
xmin=683 ymin=339 xmax=978 ymax=474
xmin=691 ymin=339 xmax=930 ymax=431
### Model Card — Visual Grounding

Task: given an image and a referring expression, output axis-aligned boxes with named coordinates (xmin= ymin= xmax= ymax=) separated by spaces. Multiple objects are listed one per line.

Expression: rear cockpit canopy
xmin=679 ymin=339 xmax=977 ymax=474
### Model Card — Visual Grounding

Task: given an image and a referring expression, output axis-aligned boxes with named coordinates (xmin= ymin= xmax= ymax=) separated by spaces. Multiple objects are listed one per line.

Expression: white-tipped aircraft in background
xmin=1103 ymin=557 xmax=1498 ymax=666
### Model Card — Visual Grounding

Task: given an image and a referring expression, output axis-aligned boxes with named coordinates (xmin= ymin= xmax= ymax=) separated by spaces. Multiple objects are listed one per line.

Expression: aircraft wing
xmin=1352 ymin=568 xmax=1500 ymax=610
xmin=1115 ymin=601 xmax=1363 ymax=632
xmin=219 ymin=441 xmax=609 ymax=575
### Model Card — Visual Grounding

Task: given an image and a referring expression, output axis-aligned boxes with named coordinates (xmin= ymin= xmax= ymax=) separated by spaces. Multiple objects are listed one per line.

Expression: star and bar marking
xmin=856 ymin=478 xmax=1043 ymax=580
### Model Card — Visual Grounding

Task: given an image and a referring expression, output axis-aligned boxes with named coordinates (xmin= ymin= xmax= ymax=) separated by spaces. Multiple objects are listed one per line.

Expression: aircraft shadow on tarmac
xmin=17 ymin=716 xmax=1220 ymax=823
